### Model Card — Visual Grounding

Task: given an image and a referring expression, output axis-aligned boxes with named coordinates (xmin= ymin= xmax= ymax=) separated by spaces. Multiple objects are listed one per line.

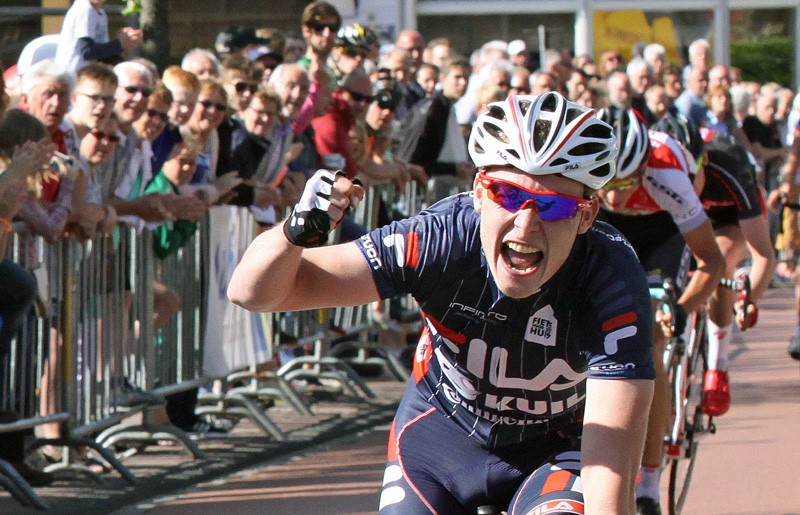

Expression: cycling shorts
xmin=379 ymin=381 xmax=584 ymax=514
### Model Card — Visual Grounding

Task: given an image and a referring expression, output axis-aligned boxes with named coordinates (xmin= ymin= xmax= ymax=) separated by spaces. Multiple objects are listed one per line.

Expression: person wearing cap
xmin=248 ymin=44 xmax=283 ymax=84
xmin=292 ymin=1 xmax=340 ymax=136
xmin=330 ymin=23 xmax=373 ymax=81
xmin=363 ymin=88 xmax=427 ymax=188
xmin=214 ymin=25 xmax=269 ymax=61
xmin=507 ymin=39 xmax=529 ymax=69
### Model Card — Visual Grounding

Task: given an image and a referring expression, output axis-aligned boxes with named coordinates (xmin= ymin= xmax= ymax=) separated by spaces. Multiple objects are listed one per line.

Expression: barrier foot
xmin=0 ymin=459 xmax=50 ymax=510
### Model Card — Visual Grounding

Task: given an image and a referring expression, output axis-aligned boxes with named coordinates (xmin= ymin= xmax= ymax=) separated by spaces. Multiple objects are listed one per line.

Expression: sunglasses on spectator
xmin=602 ymin=176 xmax=639 ymax=192
xmin=198 ymin=99 xmax=227 ymax=111
xmin=476 ymin=172 xmax=592 ymax=220
xmin=234 ymin=82 xmax=258 ymax=94
xmin=146 ymin=108 xmax=169 ymax=122
xmin=90 ymin=130 xmax=120 ymax=143
xmin=342 ymin=47 xmax=369 ymax=59
xmin=346 ymin=89 xmax=373 ymax=104
xmin=78 ymin=92 xmax=115 ymax=105
xmin=122 ymin=85 xmax=153 ymax=97
xmin=308 ymin=21 xmax=340 ymax=33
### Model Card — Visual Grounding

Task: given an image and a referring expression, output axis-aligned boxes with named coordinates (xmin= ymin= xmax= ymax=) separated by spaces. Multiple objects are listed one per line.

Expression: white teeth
xmin=506 ymin=242 xmax=537 ymax=254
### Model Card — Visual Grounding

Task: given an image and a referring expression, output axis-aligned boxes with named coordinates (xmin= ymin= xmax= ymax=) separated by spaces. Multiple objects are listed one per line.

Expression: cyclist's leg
xmin=704 ymin=223 xmax=747 ymax=415
xmin=507 ymin=445 xmax=583 ymax=515
xmin=379 ymin=382 xmax=517 ymax=514
xmin=637 ymin=233 xmax=692 ymax=511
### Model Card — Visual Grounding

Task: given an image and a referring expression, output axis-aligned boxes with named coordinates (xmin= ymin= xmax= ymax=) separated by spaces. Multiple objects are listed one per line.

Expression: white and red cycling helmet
xmin=597 ymin=106 xmax=650 ymax=179
xmin=468 ymin=92 xmax=618 ymax=190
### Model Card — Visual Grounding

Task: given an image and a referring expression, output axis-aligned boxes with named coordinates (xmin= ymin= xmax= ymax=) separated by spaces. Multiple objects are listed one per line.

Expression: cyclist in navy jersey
xmin=229 ymin=92 xmax=655 ymax=514
xmin=653 ymin=115 xmax=774 ymax=417
xmin=595 ymin=107 xmax=724 ymax=515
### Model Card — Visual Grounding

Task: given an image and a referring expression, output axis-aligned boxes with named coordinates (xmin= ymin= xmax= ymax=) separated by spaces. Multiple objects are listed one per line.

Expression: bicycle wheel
xmin=666 ymin=314 xmax=708 ymax=515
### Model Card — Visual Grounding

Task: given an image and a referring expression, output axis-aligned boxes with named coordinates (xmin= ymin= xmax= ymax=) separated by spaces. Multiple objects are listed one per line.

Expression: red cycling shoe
xmin=702 ymin=369 xmax=730 ymax=416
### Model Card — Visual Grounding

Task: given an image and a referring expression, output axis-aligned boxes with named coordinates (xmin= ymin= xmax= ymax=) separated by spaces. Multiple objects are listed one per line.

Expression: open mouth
xmin=502 ymin=242 xmax=543 ymax=273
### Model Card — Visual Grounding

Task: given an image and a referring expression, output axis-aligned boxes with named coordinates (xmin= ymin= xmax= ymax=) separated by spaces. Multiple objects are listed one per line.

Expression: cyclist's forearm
xmin=740 ymin=216 xmax=776 ymax=302
xmin=582 ymin=378 xmax=653 ymax=514
xmin=679 ymin=266 xmax=723 ymax=314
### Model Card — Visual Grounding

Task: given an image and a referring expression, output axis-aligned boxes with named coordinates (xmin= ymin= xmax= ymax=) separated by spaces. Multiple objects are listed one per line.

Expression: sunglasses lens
xmin=484 ymin=179 xmax=580 ymax=220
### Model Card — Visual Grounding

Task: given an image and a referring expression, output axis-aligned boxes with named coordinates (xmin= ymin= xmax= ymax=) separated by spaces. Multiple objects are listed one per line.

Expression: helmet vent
xmin=519 ymin=99 xmax=532 ymax=116
xmin=551 ymin=158 xmax=568 ymax=166
xmin=533 ymin=119 xmax=551 ymax=151
xmin=569 ymin=142 xmax=606 ymax=156
xmin=620 ymin=152 xmax=637 ymax=174
xmin=565 ymin=108 xmax=582 ymax=125
xmin=580 ymin=124 xmax=612 ymax=139
xmin=487 ymin=105 xmax=507 ymax=122
xmin=472 ymin=141 xmax=486 ymax=155
xmin=590 ymin=162 xmax=612 ymax=178
xmin=507 ymin=149 xmax=520 ymax=159
xmin=484 ymin=122 xmax=510 ymax=144
xmin=541 ymin=93 xmax=557 ymax=112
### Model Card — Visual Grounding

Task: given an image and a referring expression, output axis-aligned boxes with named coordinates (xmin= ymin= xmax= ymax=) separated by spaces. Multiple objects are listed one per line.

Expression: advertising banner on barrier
xmin=203 ymin=206 xmax=269 ymax=376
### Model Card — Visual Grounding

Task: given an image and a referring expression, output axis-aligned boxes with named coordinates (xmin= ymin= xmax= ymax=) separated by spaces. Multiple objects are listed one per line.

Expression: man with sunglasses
xmin=229 ymin=92 xmax=655 ymax=514
xmin=595 ymin=107 xmax=724 ymax=515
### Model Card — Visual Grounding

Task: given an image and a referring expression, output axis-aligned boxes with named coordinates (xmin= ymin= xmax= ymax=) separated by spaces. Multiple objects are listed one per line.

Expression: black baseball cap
xmin=215 ymin=25 xmax=269 ymax=55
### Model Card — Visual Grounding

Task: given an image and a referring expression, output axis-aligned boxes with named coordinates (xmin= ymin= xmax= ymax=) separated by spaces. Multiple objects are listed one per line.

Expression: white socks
xmin=706 ymin=319 xmax=731 ymax=371
xmin=636 ymin=464 xmax=662 ymax=501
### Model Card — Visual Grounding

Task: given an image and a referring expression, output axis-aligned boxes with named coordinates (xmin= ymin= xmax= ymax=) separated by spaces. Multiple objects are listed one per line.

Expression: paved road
xmin=129 ymin=287 xmax=800 ymax=515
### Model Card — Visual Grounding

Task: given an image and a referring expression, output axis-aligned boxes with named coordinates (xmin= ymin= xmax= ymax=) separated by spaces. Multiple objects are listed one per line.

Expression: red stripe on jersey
xmin=387 ymin=420 xmax=398 ymax=460
xmin=406 ymin=231 xmax=419 ymax=268
xmin=541 ymin=469 xmax=573 ymax=494
xmin=423 ymin=313 xmax=467 ymax=345
xmin=602 ymin=311 xmax=638 ymax=332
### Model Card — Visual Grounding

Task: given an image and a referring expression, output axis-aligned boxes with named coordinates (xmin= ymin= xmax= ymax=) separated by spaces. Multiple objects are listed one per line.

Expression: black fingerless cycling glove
xmin=283 ymin=170 xmax=342 ymax=248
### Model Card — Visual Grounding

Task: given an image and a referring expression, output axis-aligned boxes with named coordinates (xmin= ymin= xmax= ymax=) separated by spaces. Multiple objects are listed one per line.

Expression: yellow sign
xmin=593 ymin=11 xmax=681 ymax=65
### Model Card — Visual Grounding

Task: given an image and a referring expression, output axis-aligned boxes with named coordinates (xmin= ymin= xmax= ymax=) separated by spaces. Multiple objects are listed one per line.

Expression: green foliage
xmin=121 ymin=0 xmax=142 ymax=16
xmin=730 ymin=36 xmax=792 ymax=87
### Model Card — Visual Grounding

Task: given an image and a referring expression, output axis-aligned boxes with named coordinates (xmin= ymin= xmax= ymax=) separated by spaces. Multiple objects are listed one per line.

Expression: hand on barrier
xmin=283 ymin=169 xmax=363 ymax=247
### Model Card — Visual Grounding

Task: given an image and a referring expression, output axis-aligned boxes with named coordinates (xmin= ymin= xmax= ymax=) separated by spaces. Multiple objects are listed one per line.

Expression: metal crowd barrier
xmin=0 ymin=176 xmax=473 ymax=508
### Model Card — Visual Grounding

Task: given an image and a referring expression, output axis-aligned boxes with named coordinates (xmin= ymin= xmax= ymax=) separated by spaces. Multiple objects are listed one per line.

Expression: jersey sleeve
xmin=580 ymin=223 xmax=656 ymax=380
xmin=644 ymin=134 xmax=709 ymax=233
xmin=354 ymin=194 xmax=482 ymax=302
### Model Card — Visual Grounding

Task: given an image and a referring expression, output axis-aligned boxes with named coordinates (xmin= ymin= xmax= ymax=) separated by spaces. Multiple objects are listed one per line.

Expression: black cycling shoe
xmin=788 ymin=335 xmax=800 ymax=361
xmin=636 ymin=497 xmax=662 ymax=515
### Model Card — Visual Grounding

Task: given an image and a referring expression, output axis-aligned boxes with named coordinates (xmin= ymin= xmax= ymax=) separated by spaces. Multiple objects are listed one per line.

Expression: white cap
xmin=507 ymin=39 xmax=526 ymax=56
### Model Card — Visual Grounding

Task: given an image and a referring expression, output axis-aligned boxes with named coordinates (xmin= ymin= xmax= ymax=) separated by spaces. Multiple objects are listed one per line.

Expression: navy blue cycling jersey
xmin=356 ymin=193 xmax=655 ymax=449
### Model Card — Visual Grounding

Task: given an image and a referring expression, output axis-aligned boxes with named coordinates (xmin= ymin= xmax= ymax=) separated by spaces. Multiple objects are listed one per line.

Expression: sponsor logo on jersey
xmin=601 ymin=311 xmax=638 ymax=355
xmin=525 ymin=305 xmax=557 ymax=346
xmin=448 ymin=302 xmax=508 ymax=323
xmin=529 ymin=499 xmax=585 ymax=514
xmin=645 ymin=175 xmax=684 ymax=204
xmin=382 ymin=232 xmax=420 ymax=268
xmin=360 ymin=234 xmax=383 ymax=270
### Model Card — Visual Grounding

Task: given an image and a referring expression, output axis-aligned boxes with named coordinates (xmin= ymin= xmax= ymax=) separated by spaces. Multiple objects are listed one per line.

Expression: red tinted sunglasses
xmin=477 ymin=172 xmax=592 ymax=221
